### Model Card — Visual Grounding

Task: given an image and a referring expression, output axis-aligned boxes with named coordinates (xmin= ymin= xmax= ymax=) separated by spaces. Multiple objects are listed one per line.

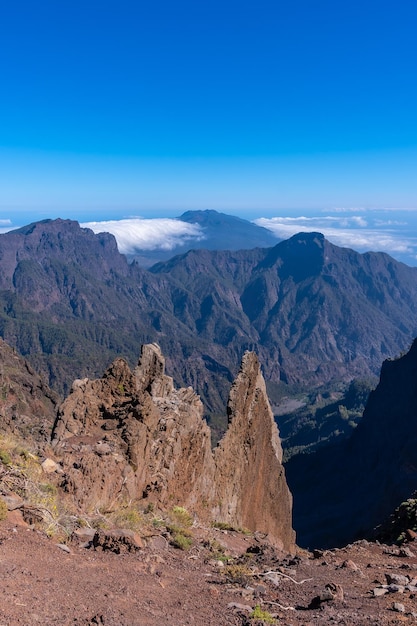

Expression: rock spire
xmin=52 ymin=344 xmax=295 ymax=552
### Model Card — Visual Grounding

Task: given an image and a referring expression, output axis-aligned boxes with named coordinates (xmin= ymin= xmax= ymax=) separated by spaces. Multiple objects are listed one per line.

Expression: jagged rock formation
xmin=214 ymin=352 xmax=294 ymax=550
xmin=52 ymin=344 xmax=295 ymax=552
xmin=0 ymin=337 xmax=57 ymax=447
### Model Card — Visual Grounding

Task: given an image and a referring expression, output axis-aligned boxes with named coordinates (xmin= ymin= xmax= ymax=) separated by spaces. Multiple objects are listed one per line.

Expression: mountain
xmin=1 ymin=219 xmax=417 ymax=430
xmin=127 ymin=209 xmax=280 ymax=266
xmin=286 ymin=338 xmax=417 ymax=548
xmin=178 ymin=209 xmax=279 ymax=249
xmin=150 ymin=231 xmax=417 ymax=388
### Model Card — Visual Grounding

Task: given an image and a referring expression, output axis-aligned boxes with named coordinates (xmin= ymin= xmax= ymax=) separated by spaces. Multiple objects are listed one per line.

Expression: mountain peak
xmin=179 ymin=209 xmax=251 ymax=227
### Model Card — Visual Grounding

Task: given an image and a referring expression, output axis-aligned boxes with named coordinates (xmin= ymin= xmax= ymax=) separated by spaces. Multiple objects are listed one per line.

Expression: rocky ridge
xmin=51 ymin=343 xmax=295 ymax=552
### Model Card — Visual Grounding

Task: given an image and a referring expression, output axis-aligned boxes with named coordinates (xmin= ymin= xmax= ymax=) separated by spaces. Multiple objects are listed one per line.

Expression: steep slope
xmin=0 ymin=219 xmax=228 ymax=402
xmin=151 ymin=232 xmax=417 ymax=387
xmin=214 ymin=352 xmax=294 ymax=550
xmin=286 ymin=338 xmax=417 ymax=548
xmin=51 ymin=344 xmax=295 ymax=551
xmin=0 ymin=337 xmax=57 ymax=447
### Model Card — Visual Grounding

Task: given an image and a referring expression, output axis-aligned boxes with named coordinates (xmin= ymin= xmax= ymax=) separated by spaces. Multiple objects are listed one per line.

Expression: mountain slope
xmin=286 ymin=337 xmax=417 ymax=548
xmin=151 ymin=232 xmax=417 ymax=386
xmin=1 ymin=220 xmax=417 ymax=426
xmin=0 ymin=337 xmax=57 ymax=446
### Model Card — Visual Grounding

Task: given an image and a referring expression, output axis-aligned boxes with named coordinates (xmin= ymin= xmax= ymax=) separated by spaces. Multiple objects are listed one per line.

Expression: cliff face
xmin=52 ymin=344 xmax=295 ymax=552
xmin=214 ymin=352 xmax=294 ymax=551
xmin=287 ymin=338 xmax=417 ymax=548
xmin=0 ymin=337 xmax=57 ymax=447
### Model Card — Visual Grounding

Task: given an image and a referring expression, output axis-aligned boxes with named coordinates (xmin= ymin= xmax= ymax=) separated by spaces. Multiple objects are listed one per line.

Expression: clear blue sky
xmin=0 ymin=0 xmax=416 ymax=223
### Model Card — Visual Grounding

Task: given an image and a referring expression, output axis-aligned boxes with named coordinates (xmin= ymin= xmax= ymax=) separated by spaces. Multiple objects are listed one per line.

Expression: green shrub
xmin=111 ymin=506 xmax=142 ymax=530
xmin=171 ymin=505 xmax=193 ymax=527
xmin=171 ymin=531 xmax=192 ymax=550
xmin=223 ymin=564 xmax=252 ymax=585
xmin=250 ymin=605 xmax=277 ymax=624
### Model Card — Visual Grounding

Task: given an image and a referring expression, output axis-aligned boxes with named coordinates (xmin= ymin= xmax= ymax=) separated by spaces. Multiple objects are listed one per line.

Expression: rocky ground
xmin=1 ymin=511 xmax=417 ymax=626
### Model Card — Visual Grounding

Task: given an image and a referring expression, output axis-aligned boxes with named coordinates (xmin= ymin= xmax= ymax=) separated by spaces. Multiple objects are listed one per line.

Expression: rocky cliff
xmin=286 ymin=338 xmax=417 ymax=548
xmin=52 ymin=344 xmax=295 ymax=552
xmin=0 ymin=337 xmax=57 ymax=447
xmin=214 ymin=352 xmax=294 ymax=550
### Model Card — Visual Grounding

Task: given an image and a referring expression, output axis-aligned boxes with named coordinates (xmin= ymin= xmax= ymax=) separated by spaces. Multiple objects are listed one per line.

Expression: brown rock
xmin=52 ymin=344 xmax=295 ymax=552
xmin=213 ymin=352 xmax=295 ymax=552
xmin=1 ymin=492 xmax=24 ymax=510
xmin=92 ymin=529 xmax=144 ymax=553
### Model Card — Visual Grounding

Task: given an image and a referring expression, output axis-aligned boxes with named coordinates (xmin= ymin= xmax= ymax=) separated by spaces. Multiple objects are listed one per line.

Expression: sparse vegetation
xmin=164 ymin=506 xmax=194 ymax=550
xmin=250 ymin=605 xmax=277 ymax=624
xmin=110 ymin=505 xmax=142 ymax=530
xmin=0 ymin=449 xmax=12 ymax=466
xmin=171 ymin=505 xmax=193 ymax=527
xmin=223 ymin=563 xmax=252 ymax=585
xmin=211 ymin=521 xmax=237 ymax=531
xmin=170 ymin=531 xmax=192 ymax=550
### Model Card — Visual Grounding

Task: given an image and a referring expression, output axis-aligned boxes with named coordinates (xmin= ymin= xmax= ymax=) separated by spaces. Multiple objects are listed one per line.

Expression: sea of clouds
xmin=1 ymin=210 xmax=417 ymax=265
xmin=253 ymin=213 xmax=416 ymax=259
xmin=81 ymin=217 xmax=206 ymax=254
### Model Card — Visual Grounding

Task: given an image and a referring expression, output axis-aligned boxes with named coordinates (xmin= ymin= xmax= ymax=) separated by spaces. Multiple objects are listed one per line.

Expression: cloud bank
xmin=81 ymin=218 xmax=205 ymax=254
xmin=254 ymin=216 xmax=416 ymax=256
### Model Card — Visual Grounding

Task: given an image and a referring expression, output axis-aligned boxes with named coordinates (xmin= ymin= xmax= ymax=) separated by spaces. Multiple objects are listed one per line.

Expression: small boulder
xmin=373 ymin=587 xmax=389 ymax=597
xmin=1 ymin=493 xmax=24 ymax=510
xmin=41 ymin=458 xmax=61 ymax=474
xmin=385 ymin=573 xmax=409 ymax=586
xmin=92 ymin=529 xmax=143 ymax=553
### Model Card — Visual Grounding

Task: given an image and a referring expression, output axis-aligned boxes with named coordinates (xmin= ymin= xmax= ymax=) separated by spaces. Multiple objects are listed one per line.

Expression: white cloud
xmin=81 ymin=218 xmax=206 ymax=254
xmin=0 ymin=219 xmax=16 ymax=234
xmin=254 ymin=216 xmax=415 ymax=256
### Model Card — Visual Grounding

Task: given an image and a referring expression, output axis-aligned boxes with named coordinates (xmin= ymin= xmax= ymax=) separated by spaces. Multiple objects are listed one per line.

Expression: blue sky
xmin=0 ymin=1 xmax=416 ymax=261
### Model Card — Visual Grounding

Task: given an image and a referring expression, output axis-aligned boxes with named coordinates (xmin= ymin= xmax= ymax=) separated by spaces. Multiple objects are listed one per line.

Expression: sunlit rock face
xmin=52 ymin=344 xmax=295 ymax=552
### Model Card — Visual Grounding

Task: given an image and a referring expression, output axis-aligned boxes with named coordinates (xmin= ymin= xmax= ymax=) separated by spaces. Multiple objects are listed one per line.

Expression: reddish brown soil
xmin=1 ymin=513 xmax=417 ymax=625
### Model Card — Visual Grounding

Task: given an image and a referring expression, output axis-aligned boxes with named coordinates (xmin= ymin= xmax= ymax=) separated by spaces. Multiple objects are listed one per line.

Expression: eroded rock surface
xmin=214 ymin=352 xmax=295 ymax=551
xmin=52 ymin=343 xmax=295 ymax=552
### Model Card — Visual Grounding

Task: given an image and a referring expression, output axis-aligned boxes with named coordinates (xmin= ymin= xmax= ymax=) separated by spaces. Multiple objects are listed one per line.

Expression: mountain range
xmin=1 ymin=217 xmax=417 ymax=432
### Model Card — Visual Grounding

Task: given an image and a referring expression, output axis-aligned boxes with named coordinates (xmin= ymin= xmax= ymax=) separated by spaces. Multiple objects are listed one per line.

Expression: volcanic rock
xmin=52 ymin=343 xmax=295 ymax=552
xmin=214 ymin=351 xmax=294 ymax=550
